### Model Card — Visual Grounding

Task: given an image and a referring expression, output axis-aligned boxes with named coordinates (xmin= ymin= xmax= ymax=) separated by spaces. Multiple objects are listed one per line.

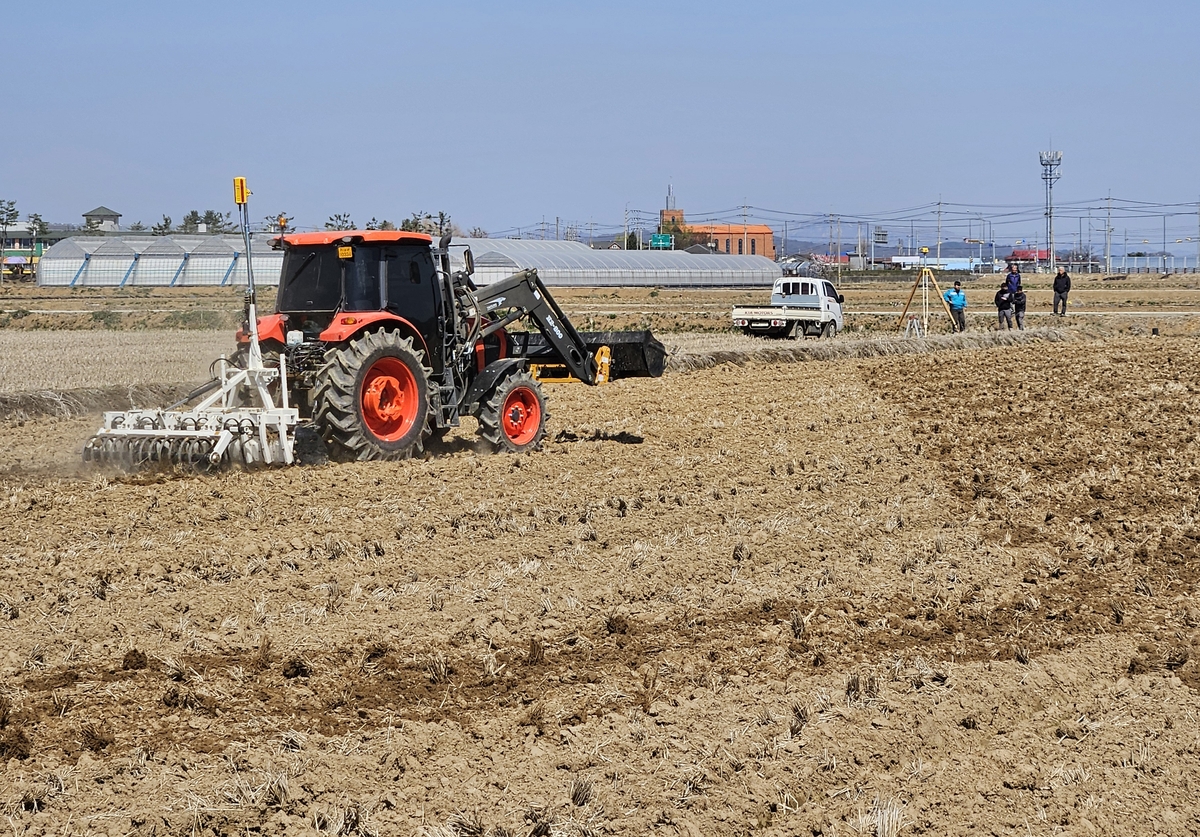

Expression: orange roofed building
xmin=658 ymin=205 xmax=775 ymax=259
xmin=687 ymin=222 xmax=775 ymax=259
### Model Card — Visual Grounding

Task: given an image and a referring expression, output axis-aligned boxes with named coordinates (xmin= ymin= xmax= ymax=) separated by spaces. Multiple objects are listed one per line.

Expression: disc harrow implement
xmin=83 ymin=177 xmax=300 ymax=473
xmin=83 ymin=400 xmax=297 ymax=471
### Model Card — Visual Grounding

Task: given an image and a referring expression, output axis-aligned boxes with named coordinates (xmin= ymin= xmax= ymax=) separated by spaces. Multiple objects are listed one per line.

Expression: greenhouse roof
xmin=458 ymin=238 xmax=779 ymax=274
xmin=42 ymin=234 xmax=281 ymax=260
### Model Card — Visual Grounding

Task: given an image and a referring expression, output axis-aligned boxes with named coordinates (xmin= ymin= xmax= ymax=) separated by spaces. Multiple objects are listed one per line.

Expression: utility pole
xmin=783 ymin=220 xmax=788 ymax=260
xmin=836 ymin=215 xmax=842 ymax=282
xmin=936 ymin=200 xmax=942 ymax=268
xmin=1163 ymin=215 xmax=1168 ymax=274
xmin=1040 ymin=150 xmax=1062 ymax=272
xmin=555 ymin=216 xmax=560 ymax=240
xmin=1105 ymin=193 xmax=1112 ymax=274
xmin=741 ymin=203 xmax=748 ymax=256
xmin=623 ymin=204 xmax=628 ymax=250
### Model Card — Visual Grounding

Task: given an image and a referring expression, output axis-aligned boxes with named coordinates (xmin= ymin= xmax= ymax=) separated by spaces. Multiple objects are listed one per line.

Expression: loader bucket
xmin=510 ymin=330 xmax=666 ymax=380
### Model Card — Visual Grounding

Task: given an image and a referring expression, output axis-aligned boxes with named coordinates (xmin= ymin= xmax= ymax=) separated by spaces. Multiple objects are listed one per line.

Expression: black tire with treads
xmin=477 ymin=370 xmax=548 ymax=453
xmin=311 ymin=330 xmax=433 ymax=461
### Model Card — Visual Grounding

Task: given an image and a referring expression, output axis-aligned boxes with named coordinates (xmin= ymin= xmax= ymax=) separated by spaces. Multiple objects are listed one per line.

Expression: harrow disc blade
xmin=83 ymin=435 xmax=225 ymax=472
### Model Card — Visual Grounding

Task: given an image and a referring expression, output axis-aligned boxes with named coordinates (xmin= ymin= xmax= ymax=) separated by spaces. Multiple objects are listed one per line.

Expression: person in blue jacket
xmin=1004 ymin=263 xmax=1021 ymax=296
xmin=943 ymin=280 xmax=967 ymax=332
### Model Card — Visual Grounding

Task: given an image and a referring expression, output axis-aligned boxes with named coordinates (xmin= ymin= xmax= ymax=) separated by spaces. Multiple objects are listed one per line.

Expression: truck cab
xmin=772 ymin=278 xmax=844 ymax=327
xmin=735 ymin=277 xmax=844 ymax=337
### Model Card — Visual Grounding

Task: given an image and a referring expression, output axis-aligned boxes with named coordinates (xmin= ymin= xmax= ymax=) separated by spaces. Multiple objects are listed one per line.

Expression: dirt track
xmin=2 ymin=336 xmax=1200 ymax=836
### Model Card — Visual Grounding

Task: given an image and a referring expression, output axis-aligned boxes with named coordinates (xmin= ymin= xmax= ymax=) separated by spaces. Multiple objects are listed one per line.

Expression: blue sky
xmin=7 ymin=1 xmax=1200 ymax=245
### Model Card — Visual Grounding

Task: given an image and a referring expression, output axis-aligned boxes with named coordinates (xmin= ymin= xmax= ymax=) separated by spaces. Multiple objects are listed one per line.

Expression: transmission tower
xmin=1040 ymin=150 xmax=1062 ymax=272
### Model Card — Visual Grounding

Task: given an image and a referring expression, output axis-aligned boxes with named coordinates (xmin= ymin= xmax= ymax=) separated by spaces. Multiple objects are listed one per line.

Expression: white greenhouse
xmin=38 ymin=235 xmax=781 ymax=288
xmin=37 ymin=235 xmax=283 ymax=287
xmin=457 ymin=239 xmax=781 ymax=287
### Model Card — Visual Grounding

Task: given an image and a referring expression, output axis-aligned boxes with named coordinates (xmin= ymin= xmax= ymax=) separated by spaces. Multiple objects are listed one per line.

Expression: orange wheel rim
xmin=361 ymin=357 xmax=418 ymax=441
xmin=501 ymin=386 xmax=541 ymax=446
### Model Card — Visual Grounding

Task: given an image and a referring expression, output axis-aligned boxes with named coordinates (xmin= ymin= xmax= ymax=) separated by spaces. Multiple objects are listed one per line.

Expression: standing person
xmin=1013 ymin=283 xmax=1027 ymax=331
xmin=995 ymin=282 xmax=1014 ymax=330
xmin=1004 ymin=263 xmax=1021 ymax=296
xmin=1053 ymin=265 xmax=1071 ymax=316
xmin=943 ymin=280 xmax=967 ymax=332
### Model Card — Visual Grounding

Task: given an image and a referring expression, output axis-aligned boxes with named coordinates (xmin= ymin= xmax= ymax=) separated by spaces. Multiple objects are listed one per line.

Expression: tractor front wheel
xmin=312 ymin=330 xmax=432 ymax=461
xmin=478 ymin=370 xmax=548 ymax=453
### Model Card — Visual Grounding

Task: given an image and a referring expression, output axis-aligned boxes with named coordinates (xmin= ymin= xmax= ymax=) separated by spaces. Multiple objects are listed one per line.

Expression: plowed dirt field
xmin=2 ymin=335 xmax=1200 ymax=836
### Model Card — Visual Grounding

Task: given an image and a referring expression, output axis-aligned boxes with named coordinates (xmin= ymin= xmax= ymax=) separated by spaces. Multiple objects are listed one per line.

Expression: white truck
xmin=732 ymin=276 xmax=845 ymax=338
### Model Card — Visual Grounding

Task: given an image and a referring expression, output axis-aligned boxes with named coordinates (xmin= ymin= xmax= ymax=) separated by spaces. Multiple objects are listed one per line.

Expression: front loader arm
xmin=471 ymin=268 xmax=599 ymax=385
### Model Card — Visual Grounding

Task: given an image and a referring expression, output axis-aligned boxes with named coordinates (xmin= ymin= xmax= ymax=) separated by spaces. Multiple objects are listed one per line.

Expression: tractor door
xmin=383 ymin=246 xmax=443 ymax=374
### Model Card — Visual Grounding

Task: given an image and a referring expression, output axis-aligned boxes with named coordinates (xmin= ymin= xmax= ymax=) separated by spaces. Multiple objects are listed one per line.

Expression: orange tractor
xmin=84 ymin=187 xmax=663 ymax=468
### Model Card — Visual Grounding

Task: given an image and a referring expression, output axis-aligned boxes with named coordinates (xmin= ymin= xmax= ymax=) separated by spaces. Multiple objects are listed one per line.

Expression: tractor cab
xmin=273 ymin=231 xmax=443 ymax=347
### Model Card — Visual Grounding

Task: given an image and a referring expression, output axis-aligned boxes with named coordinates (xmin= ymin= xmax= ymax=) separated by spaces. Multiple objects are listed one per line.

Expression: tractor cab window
xmin=383 ymin=245 xmax=439 ymax=342
xmin=276 ymin=246 xmax=344 ymax=313
xmin=343 ymin=249 xmax=383 ymax=312
xmin=384 ymin=246 xmax=436 ymax=304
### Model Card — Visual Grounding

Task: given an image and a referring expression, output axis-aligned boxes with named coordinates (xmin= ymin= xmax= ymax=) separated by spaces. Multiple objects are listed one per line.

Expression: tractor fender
xmin=236 ymin=313 xmax=288 ymax=345
xmin=318 ymin=313 xmax=429 ymax=359
xmin=461 ymin=358 xmax=527 ymax=413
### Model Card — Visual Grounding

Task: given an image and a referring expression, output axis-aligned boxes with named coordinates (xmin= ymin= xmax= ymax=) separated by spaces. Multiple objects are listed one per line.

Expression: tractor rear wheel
xmin=312 ymin=330 xmax=432 ymax=461
xmin=478 ymin=370 xmax=548 ymax=453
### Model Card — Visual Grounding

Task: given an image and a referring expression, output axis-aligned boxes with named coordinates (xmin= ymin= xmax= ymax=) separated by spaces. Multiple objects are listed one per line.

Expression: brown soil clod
xmin=0 ymin=726 xmax=33 ymax=760
xmin=281 ymin=655 xmax=311 ymax=679
xmin=121 ymin=649 xmax=148 ymax=671
xmin=80 ymin=723 xmax=114 ymax=752
xmin=604 ymin=611 xmax=631 ymax=635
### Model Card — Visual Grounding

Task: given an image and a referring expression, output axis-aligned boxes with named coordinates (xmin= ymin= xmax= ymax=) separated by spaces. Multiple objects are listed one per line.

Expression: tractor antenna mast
xmin=234 ymin=176 xmax=262 ymax=369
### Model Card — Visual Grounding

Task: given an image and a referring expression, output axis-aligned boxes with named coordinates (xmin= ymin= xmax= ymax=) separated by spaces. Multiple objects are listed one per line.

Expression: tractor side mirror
xmin=463 ymin=247 xmax=475 ymax=276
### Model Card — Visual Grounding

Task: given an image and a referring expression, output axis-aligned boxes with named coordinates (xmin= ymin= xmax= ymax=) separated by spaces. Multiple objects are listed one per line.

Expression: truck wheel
xmin=311 ymin=329 xmax=432 ymax=461
xmin=821 ymin=322 xmax=838 ymax=339
xmin=478 ymin=370 xmax=548 ymax=453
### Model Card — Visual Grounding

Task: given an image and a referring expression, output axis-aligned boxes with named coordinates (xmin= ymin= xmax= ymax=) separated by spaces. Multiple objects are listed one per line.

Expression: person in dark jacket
xmin=1053 ymin=266 xmax=1071 ymax=316
xmin=995 ymin=282 xmax=1014 ymax=329
xmin=1013 ymin=284 xmax=1027 ymax=330
xmin=1004 ymin=264 xmax=1021 ymax=296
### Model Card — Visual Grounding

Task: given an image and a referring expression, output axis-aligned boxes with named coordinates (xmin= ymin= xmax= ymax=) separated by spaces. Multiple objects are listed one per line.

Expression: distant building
xmin=656 ymin=203 xmax=776 ymax=260
xmin=82 ymin=206 xmax=121 ymax=232
xmin=891 ymin=256 xmax=982 ymax=272
xmin=687 ymin=223 xmax=776 ymax=259
xmin=1007 ymin=248 xmax=1049 ymax=262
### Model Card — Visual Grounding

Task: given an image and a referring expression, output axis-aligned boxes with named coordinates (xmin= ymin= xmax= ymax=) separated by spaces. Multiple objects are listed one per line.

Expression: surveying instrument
xmin=898 ymin=247 xmax=956 ymax=336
